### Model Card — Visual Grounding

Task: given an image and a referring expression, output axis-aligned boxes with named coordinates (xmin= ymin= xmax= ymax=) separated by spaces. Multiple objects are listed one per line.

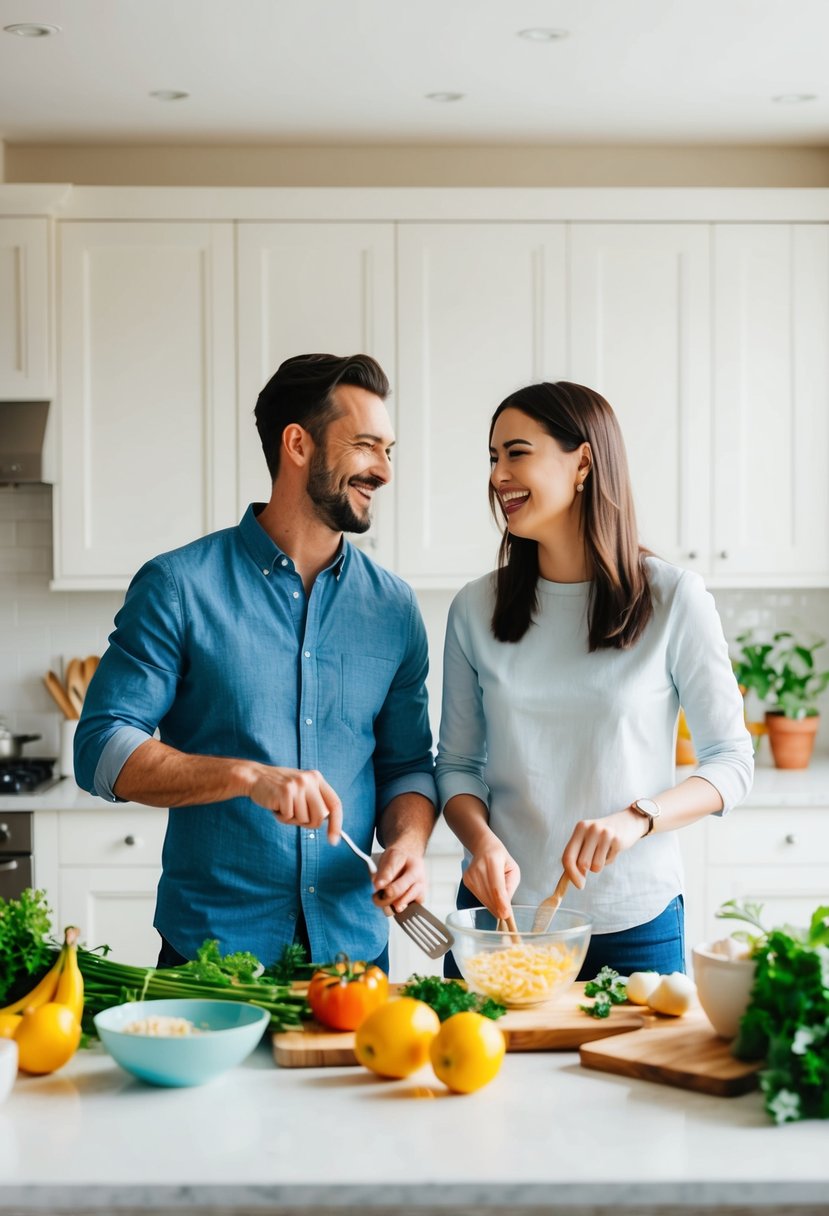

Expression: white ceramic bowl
xmin=0 ymin=1039 xmax=18 ymax=1103
xmin=692 ymin=944 xmax=757 ymax=1039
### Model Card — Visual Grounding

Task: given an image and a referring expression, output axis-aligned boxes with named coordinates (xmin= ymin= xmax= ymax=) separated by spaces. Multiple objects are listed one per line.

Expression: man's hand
xmin=462 ymin=842 xmax=521 ymax=922
xmin=248 ymin=765 xmax=343 ymax=844
xmin=372 ymin=845 xmax=428 ymax=914
xmin=561 ymin=809 xmax=646 ymax=888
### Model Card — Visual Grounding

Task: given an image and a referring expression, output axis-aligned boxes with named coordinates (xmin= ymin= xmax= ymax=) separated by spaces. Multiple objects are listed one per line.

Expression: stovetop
xmin=0 ymin=757 xmax=59 ymax=795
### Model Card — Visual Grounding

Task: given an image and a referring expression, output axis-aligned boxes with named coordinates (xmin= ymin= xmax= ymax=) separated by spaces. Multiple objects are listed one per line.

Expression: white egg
xmin=626 ymin=971 xmax=661 ymax=1005
xmin=647 ymin=972 xmax=697 ymax=1016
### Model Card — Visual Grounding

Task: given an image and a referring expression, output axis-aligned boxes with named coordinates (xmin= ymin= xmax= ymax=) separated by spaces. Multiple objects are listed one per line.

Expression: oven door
xmin=0 ymin=811 xmax=34 ymax=899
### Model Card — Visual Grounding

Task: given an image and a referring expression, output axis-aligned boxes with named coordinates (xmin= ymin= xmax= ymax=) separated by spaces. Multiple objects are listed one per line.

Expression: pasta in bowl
xmin=446 ymin=906 xmax=592 ymax=1007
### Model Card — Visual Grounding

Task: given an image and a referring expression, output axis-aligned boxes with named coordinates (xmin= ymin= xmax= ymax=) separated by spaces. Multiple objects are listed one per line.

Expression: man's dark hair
xmin=254 ymin=353 xmax=390 ymax=479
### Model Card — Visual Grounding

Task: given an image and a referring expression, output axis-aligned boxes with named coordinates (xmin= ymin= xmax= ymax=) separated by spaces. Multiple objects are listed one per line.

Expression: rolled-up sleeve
xmin=668 ymin=571 xmax=754 ymax=813
xmin=436 ymin=588 xmax=491 ymax=812
xmin=373 ymin=589 xmax=437 ymax=811
xmin=74 ymin=557 xmax=183 ymax=800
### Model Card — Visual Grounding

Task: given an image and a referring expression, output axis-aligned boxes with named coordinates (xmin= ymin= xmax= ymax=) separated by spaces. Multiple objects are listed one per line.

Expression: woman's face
xmin=489 ymin=407 xmax=586 ymax=540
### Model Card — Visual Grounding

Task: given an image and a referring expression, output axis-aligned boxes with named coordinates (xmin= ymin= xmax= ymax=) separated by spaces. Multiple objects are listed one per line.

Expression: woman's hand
xmin=462 ymin=841 xmax=521 ymax=921
xmin=561 ymin=809 xmax=646 ymax=888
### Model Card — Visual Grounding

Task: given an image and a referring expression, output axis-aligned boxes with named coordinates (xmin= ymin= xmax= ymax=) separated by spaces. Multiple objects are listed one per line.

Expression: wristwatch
xmin=629 ymin=797 xmax=662 ymax=836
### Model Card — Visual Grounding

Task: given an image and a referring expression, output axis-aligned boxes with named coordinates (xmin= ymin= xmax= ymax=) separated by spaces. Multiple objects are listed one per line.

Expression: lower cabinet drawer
xmin=708 ymin=807 xmax=829 ymax=866
xmin=58 ymin=807 xmax=167 ymax=866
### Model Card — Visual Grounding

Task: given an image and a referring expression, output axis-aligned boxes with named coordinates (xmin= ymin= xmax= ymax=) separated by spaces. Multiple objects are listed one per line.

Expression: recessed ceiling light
xmin=772 ymin=93 xmax=817 ymax=104
xmin=3 ymin=22 xmax=61 ymax=37
xmin=149 ymin=90 xmax=190 ymax=102
xmin=425 ymin=92 xmax=465 ymax=103
xmin=517 ymin=28 xmax=570 ymax=42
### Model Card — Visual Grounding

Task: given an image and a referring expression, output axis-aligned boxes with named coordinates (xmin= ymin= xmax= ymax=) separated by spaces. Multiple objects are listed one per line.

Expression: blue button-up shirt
xmin=74 ymin=505 xmax=437 ymax=965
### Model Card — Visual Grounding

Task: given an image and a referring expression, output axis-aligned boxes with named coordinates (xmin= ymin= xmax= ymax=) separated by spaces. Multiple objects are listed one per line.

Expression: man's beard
xmin=306 ymin=447 xmax=380 ymax=534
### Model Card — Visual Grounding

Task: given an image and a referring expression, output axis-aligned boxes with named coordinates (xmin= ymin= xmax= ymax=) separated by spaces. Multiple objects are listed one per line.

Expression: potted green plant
xmin=732 ymin=631 xmax=829 ymax=769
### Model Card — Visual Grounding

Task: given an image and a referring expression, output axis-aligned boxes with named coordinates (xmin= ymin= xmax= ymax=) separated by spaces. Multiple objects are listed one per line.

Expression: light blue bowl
xmin=93 ymin=998 xmax=269 ymax=1087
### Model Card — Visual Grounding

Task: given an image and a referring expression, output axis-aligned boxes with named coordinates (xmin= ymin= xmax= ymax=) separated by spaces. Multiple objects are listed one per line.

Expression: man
xmin=74 ymin=353 xmax=437 ymax=971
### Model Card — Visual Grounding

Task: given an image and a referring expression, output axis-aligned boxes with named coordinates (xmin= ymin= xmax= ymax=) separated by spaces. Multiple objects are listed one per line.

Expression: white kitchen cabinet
xmin=37 ymin=805 xmax=166 ymax=967
xmin=0 ymin=217 xmax=52 ymax=398
xmin=396 ymin=224 xmax=567 ymax=583
xmin=711 ymin=225 xmax=829 ymax=581
xmin=53 ymin=221 xmax=237 ymax=589
xmin=236 ymin=223 xmax=396 ymax=567
xmin=702 ymin=805 xmax=829 ymax=943
xmin=568 ymin=224 xmax=712 ymax=571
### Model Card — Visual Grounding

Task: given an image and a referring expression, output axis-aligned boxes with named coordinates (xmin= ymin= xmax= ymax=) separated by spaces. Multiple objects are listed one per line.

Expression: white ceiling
xmin=0 ymin=0 xmax=827 ymax=146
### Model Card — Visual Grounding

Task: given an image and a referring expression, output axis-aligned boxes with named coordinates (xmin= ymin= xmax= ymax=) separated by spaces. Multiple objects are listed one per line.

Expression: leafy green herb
xmin=0 ymin=888 xmax=55 ymax=1001
xmin=400 ymin=974 xmax=506 ymax=1022
xmin=180 ymin=939 xmax=263 ymax=985
xmin=724 ymin=901 xmax=829 ymax=1125
xmin=715 ymin=898 xmax=769 ymax=953
xmin=580 ymin=966 xmax=628 ymax=1019
xmin=263 ymin=941 xmax=318 ymax=984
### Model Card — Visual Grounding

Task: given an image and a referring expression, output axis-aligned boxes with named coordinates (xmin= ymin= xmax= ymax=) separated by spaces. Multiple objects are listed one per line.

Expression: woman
xmin=436 ymin=381 xmax=753 ymax=978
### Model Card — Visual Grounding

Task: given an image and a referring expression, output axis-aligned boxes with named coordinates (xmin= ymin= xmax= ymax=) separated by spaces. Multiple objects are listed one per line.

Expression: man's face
xmin=306 ymin=384 xmax=395 ymax=534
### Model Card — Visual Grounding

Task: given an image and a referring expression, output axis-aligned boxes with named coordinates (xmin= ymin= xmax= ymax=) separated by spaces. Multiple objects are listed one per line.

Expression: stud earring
xmin=576 ymin=482 xmax=584 ymax=493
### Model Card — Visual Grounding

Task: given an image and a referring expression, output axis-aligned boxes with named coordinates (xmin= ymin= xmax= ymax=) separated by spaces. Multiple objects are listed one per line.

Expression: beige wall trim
xmin=6 ymin=142 xmax=829 ymax=188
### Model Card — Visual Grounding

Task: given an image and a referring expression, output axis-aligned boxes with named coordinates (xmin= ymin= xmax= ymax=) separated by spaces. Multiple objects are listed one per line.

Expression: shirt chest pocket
xmin=340 ymin=654 xmax=396 ymax=736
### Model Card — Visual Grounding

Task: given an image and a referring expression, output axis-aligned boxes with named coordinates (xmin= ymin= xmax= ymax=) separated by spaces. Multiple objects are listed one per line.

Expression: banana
xmin=54 ymin=926 xmax=84 ymax=1023
xmin=0 ymin=946 xmax=65 ymax=1016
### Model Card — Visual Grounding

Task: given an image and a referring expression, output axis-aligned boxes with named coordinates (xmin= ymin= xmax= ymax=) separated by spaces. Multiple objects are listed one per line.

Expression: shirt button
xmin=292 ymin=591 xmax=300 ymax=599
xmin=305 ymin=718 xmax=312 ymax=725
xmin=308 ymin=832 xmax=315 ymax=839
xmin=281 ymin=558 xmax=288 ymax=567
xmin=308 ymin=886 xmax=316 ymax=894
xmin=304 ymin=651 xmax=311 ymax=658
xmin=262 ymin=568 xmax=269 ymax=576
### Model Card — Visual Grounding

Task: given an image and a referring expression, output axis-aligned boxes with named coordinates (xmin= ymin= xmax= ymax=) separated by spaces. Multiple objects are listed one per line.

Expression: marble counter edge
xmin=2 ymin=1179 xmax=829 ymax=1213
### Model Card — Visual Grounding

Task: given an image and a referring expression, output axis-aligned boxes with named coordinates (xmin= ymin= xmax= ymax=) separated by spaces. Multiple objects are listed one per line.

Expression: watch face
xmin=635 ymin=798 xmax=660 ymax=817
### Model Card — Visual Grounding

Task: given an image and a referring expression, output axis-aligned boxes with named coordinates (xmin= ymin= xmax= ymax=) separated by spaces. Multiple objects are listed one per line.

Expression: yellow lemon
xmin=15 ymin=1003 xmax=81 ymax=1075
xmin=429 ymin=1011 xmax=506 ymax=1094
xmin=354 ymin=997 xmax=440 ymax=1079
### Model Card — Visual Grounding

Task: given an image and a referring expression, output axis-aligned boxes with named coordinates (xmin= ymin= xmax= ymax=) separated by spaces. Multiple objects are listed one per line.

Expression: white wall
xmin=2 ymin=483 xmax=828 ymax=765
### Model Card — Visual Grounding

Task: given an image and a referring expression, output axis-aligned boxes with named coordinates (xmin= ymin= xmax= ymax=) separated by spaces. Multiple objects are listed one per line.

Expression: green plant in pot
xmin=733 ymin=631 xmax=829 ymax=769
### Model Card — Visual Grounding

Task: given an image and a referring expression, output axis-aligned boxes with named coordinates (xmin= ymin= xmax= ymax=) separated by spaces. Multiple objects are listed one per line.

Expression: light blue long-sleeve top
xmin=436 ymin=557 xmax=753 ymax=934
xmin=74 ymin=505 xmax=437 ymax=965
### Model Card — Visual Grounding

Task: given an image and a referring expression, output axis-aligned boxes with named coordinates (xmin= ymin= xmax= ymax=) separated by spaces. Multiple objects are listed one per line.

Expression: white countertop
xmin=1 ymin=1037 xmax=827 ymax=1213
xmin=4 ymin=755 xmax=829 ymax=817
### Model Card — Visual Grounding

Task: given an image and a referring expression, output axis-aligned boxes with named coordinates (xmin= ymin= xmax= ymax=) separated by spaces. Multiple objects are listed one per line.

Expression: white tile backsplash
xmin=1 ymin=483 xmax=828 ymax=760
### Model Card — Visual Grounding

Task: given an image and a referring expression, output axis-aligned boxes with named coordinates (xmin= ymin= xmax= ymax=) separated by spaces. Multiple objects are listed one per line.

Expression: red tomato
xmin=307 ymin=956 xmax=389 ymax=1031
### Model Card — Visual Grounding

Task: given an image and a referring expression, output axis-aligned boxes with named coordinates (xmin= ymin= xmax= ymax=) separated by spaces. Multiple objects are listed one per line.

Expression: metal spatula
xmin=339 ymin=828 xmax=454 ymax=960
xmin=531 ymin=871 xmax=571 ymax=933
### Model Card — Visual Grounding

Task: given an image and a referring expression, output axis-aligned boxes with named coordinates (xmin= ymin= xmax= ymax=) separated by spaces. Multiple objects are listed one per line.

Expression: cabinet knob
xmin=123 ymin=834 xmax=139 ymax=846
xmin=784 ymin=833 xmax=797 ymax=845
xmin=687 ymin=550 xmax=698 ymax=560
xmin=718 ymin=550 xmax=729 ymax=560
xmin=0 ymin=823 xmax=9 ymax=842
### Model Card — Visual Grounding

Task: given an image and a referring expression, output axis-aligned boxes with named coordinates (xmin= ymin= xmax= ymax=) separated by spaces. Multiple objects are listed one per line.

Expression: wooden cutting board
xmin=579 ymin=1007 xmax=762 ymax=1097
xmin=272 ymin=983 xmax=646 ymax=1067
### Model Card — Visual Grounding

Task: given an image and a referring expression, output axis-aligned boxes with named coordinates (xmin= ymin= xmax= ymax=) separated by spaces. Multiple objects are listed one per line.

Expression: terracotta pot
xmin=764 ymin=711 xmax=820 ymax=769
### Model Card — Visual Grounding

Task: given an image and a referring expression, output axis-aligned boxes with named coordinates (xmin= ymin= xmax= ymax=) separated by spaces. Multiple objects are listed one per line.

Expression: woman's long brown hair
xmin=488 ymin=381 xmax=653 ymax=649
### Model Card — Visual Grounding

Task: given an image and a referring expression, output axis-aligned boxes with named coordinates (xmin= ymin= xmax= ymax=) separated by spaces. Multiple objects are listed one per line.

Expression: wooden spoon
xmin=81 ymin=654 xmax=99 ymax=694
xmin=64 ymin=657 xmax=85 ymax=718
xmin=531 ymin=871 xmax=571 ymax=933
xmin=44 ymin=671 xmax=78 ymax=720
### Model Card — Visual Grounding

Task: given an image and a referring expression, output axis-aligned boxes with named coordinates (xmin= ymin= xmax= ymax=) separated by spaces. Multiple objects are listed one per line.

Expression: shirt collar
xmin=239 ymin=504 xmax=348 ymax=580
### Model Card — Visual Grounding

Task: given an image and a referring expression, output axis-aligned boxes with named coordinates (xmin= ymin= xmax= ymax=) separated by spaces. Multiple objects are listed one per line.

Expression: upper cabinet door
xmin=568 ymin=224 xmax=711 ymax=572
xmin=396 ymin=224 xmax=566 ymax=582
xmin=0 ymin=217 xmax=52 ymax=399
xmin=55 ymin=222 xmax=236 ymax=588
xmin=713 ymin=225 xmax=829 ymax=579
xmin=236 ymin=223 xmax=395 ymax=567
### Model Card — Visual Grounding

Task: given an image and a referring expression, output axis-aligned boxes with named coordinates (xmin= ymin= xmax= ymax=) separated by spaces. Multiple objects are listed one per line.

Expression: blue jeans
xmin=444 ymin=881 xmax=685 ymax=980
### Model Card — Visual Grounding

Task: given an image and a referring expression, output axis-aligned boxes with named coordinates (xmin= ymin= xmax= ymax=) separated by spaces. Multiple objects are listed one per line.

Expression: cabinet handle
xmin=718 ymin=550 xmax=729 ymax=560
xmin=0 ymin=859 xmax=19 ymax=871
xmin=784 ymin=833 xmax=797 ymax=845
xmin=124 ymin=834 xmax=139 ymax=846
xmin=0 ymin=823 xmax=9 ymax=842
xmin=687 ymin=550 xmax=698 ymax=560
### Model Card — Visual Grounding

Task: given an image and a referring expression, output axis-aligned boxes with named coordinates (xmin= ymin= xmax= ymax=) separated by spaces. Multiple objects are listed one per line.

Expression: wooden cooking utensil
xmin=44 ymin=671 xmax=78 ymax=720
xmin=64 ymin=657 xmax=85 ymax=718
xmin=81 ymin=654 xmax=99 ymax=691
xmin=531 ymin=871 xmax=571 ymax=933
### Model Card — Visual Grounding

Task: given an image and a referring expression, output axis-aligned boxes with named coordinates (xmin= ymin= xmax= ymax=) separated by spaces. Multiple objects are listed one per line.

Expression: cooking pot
xmin=0 ymin=725 xmax=41 ymax=760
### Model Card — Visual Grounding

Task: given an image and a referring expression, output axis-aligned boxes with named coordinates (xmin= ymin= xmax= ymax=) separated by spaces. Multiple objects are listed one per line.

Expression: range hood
xmin=0 ymin=401 xmax=52 ymax=485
